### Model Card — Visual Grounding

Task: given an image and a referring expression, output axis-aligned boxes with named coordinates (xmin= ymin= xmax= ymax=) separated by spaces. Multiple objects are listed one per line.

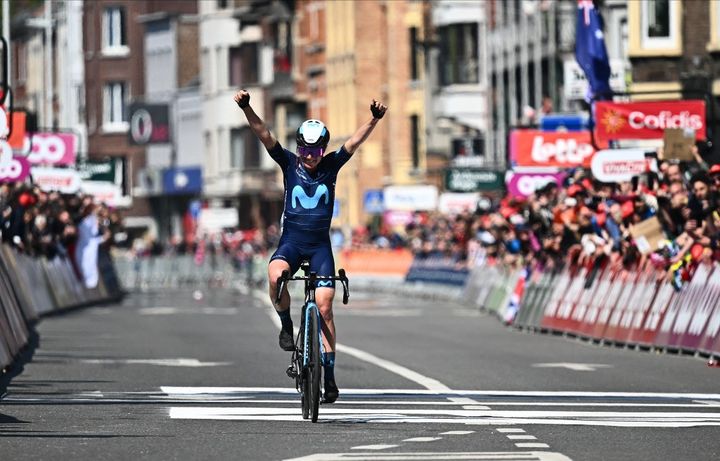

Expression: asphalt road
xmin=1 ymin=283 xmax=719 ymax=461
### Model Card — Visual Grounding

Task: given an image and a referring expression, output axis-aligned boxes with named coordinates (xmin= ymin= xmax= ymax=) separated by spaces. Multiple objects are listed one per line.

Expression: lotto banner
xmin=509 ymin=130 xmax=595 ymax=168
xmin=594 ymin=100 xmax=706 ymax=145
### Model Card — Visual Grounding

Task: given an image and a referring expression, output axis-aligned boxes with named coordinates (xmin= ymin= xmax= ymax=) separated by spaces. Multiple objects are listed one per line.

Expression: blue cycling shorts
xmin=270 ymin=237 xmax=336 ymax=289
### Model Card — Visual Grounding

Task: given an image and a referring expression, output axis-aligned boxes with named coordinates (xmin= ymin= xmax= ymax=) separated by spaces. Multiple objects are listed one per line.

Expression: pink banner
xmin=0 ymin=155 xmax=31 ymax=183
xmin=26 ymin=132 xmax=77 ymax=165
xmin=506 ymin=171 xmax=566 ymax=198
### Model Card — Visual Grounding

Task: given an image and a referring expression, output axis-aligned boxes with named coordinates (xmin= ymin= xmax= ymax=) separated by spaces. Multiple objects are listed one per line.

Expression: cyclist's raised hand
xmin=370 ymin=99 xmax=387 ymax=119
xmin=234 ymin=90 xmax=250 ymax=109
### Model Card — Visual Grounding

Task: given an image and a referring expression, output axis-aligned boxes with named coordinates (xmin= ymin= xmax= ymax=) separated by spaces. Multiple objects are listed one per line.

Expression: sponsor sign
xmin=363 ymin=189 xmax=384 ymax=214
xmin=539 ymin=114 xmax=588 ymax=132
xmin=563 ymin=59 xmax=626 ymax=101
xmin=80 ymin=180 xmax=124 ymax=207
xmin=26 ymin=132 xmax=77 ymax=165
xmin=509 ymin=130 xmax=595 ymax=168
xmin=445 ymin=168 xmax=504 ymax=192
xmin=594 ymin=100 xmax=706 ymax=145
xmin=199 ymin=208 xmax=239 ymax=232
xmin=383 ymin=185 xmax=438 ymax=211
xmin=506 ymin=170 xmax=565 ymax=198
xmin=438 ymin=192 xmax=480 ymax=215
xmin=590 ymin=148 xmax=647 ymax=183
xmin=76 ymin=158 xmax=122 ymax=183
xmin=162 ymin=166 xmax=202 ymax=195
xmin=383 ymin=210 xmax=414 ymax=229
xmin=0 ymin=107 xmax=7 ymax=138
xmin=0 ymin=140 xmax=31 ymax=182
xmin=31 ymin=167 xmax=81 ymax=193
xmin=405 ymin=255 xmax=470 ymax=287
xmin=128 ymin=103 xmax=170 ymax=145
xmin=6 ymin=111 xmax=27 ymax=149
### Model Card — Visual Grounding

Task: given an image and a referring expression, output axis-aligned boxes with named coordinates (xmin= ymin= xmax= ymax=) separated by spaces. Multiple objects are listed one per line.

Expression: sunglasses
xmin=298 ymin=146 xmax=325 ymax=158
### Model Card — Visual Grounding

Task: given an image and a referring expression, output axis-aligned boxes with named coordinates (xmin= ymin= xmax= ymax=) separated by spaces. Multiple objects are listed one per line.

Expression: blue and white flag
xmin=575 ymin=0 xmax=612 ymax=101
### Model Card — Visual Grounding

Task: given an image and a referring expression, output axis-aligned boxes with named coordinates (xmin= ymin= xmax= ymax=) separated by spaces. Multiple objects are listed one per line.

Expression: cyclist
xmin=234 ymin=89 xmax=387 ymax=403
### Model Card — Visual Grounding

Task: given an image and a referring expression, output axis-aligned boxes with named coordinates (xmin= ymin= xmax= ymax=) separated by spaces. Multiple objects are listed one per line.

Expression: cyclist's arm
xmin=242 ymin=105 xmax=278 ymax=151
xmin=343 ymin=99 xmax=387 ymax=155
xmin=235 ymin=91 xmax=278 ymax=151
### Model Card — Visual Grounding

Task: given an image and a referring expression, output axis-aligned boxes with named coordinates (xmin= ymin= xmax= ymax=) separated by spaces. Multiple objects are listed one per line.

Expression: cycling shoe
xmin=323 ymin=379 xmax=339 ymax=403
xmin=279 ymin=328 xmax=294 ymax=351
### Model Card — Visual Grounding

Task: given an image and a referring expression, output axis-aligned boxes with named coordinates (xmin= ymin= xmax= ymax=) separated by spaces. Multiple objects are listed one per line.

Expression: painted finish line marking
xmin=283 ymin=452 xmax=572 ymax=461
xmin=162 ymin=387 xmax=720 ymax=427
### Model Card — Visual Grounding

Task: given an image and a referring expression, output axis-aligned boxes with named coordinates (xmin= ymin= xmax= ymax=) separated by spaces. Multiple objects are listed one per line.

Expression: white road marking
xmin=403 ymin=437 xmax=443 ymax=442
xmin=283 ymin=452 xmax=573 ymax=461
xmin=139 ymin=307 xmax=237 ymax=315
xmin=515 ymin=443 xmax=550 ymax=449
xmin=463 ymin=405 xmax=491 ymax=410
xmin=80 ymin=358 xmax=231 ymax=367
xmin=532 ymin=363 xmax=611 ymax=372
xmin=261 ymin=293 xmax=451 ymax=392
xmin=507 ymin=435 xmax=537 ymax=440
xmin=338 ymin=309 xmax=421 ymax=317
xmin=497 ymin=428 xmax=526 ymax=433
xmin=159 ymin=387 xmax=720 ymax=400
xmin=440 ymin=431 xmax=475 ymax=435
xmin=350 ymin=445 xmax=398 ymax=450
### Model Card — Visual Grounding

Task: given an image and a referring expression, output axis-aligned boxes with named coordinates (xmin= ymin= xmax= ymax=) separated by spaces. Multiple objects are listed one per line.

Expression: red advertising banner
xmin=594 ymin=100 xmax=706 ymax=145
xmin=509 ymin=130 xmax=595 ymax=168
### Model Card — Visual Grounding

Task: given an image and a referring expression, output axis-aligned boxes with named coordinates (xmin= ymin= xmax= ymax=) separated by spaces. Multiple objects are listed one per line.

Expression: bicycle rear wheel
xmin=299 ymin=325 xmax=310 ymax=420
xmin=308 ymin=307 xmax=322 ymax=422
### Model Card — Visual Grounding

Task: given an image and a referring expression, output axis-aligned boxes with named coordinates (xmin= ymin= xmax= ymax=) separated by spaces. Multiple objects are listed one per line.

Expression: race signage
xmin=128 ymin=103 xmax=170 ymax=145
xmin=594 ymin=100 xmax=706 ymax=145
xmin=26 ymin=132 xmax=77 ymax=165
xmin=30 ymin=167 xmax=81 ymax=193
xmin=6 ymin=111 xmax=27 ymax=149
xmin=80 ymin=180 xmax=124 ymax=207
xmin=509 ymin=130 xmax=595 ymax=168
xmin=564 ymin=59 xmax=626 ymax=101
xmin=506 ymin=170 xmax=566 ymax=198
xmin=383 ymin=185 xmax=438 ymax=211
xmin=76 ymin=158 xmax=122 ymax=183
xmin=445 ymin=168 xmax=504 ymax=192
xmin=438 ymin=192 xmax=480 ymax=215
xmin=0 ymin=140 xmax=31 ymax=183
xmin=590 ymin=148 xmax=647 ymax=183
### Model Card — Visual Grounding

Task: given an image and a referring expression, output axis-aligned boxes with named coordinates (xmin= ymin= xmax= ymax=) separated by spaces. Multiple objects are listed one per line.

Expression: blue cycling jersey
xmin=269 ymin=142 xmax=351 ymax=244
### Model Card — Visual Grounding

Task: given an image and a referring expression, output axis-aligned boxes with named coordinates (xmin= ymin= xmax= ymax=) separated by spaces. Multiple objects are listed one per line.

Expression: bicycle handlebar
xmin=274 ymin=269 xmax=350 ymax=305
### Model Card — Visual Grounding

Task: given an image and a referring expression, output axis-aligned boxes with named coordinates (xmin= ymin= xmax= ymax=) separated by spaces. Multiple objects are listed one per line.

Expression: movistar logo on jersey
xmin=317 ymin=281 xmax=333 ymax=287
xmin=291 ymin=184 xmax=329 ymax=209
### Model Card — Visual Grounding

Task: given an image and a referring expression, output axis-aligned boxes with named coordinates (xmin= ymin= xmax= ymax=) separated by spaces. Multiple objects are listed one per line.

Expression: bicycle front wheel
xmin=308 ymin=307 xmax=322 ymax=422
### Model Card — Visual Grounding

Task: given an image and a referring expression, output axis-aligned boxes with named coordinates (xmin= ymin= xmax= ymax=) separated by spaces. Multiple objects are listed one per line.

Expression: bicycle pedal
xmin=286 ymin=365 xmax=299 ymax=379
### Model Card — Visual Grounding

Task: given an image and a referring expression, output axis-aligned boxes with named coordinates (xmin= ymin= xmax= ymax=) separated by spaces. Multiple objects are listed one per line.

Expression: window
xmin=229 ymin=43 xmax=259 ymax=87
xmin=230 ymin=127 xmax=260 ymax=169
xmin=641 ymin=0 xmax=677 ymax=49
xmin=409 ymin=27 xmax=419 ymax=81
xmin=103 ymin=81 xmax=128 ymax=130
xmin=102 ymin=7 xmax=127 ymax=54
xmin=438 ymin=23 xmax=479 ymax=86
xmin=217 ymin=0 xmax=228 ymax=9
xmin=410 ymin=115 xmax=420 ymax=169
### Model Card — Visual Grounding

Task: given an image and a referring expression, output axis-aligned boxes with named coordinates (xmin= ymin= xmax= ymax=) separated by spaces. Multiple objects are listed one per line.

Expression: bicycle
xmin=275 ymin=262 xmax=349 ymax=423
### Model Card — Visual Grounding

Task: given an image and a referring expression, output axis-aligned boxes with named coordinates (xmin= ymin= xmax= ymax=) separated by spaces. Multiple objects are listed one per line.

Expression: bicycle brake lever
xmin=338 ymin=269 xmax=349 ymax=304
xmin=275 ymin=270 xmax=290 ymax=305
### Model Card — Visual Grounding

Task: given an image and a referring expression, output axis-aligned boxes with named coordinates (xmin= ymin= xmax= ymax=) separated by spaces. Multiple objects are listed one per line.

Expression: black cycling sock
xmin=277 ymin=309 xmax=293 ymax=331
xmin=323 ymin=352 xmax=335 ymax=382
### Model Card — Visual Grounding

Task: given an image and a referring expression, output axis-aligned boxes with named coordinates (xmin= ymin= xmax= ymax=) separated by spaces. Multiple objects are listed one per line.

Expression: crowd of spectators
xmin=0 ymin=182 xmax=126 ymax=260
xmin=351 ymin=151 xmax=720 ymax=289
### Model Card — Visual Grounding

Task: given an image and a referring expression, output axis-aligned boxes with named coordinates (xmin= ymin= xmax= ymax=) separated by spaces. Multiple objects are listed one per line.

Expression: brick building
xmin=628 ymin=0 xmax=720 ymax=161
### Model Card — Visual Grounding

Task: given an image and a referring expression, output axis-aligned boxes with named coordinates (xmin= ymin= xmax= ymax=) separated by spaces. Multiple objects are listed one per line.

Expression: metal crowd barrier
xmin=466 ymin=255 xmax=720 ymax=359
xmin=0 ymin=244 xmax=124 ymax=371
xmin=112 ymin=252 xmax=266 ymax=291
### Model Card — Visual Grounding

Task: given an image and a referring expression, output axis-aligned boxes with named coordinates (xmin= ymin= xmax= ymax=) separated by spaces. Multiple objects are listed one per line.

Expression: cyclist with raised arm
xmin=234 ymin=89 xmax=387 ymax=403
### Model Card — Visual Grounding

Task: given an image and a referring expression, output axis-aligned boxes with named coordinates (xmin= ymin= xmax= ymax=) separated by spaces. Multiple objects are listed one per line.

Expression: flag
xmin=575 ymin=0 xmax=612 ymax=101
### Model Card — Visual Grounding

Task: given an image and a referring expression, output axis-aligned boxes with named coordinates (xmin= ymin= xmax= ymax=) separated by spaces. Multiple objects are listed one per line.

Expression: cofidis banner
xmin=594 ymin=100 xmax=706 ymax=144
